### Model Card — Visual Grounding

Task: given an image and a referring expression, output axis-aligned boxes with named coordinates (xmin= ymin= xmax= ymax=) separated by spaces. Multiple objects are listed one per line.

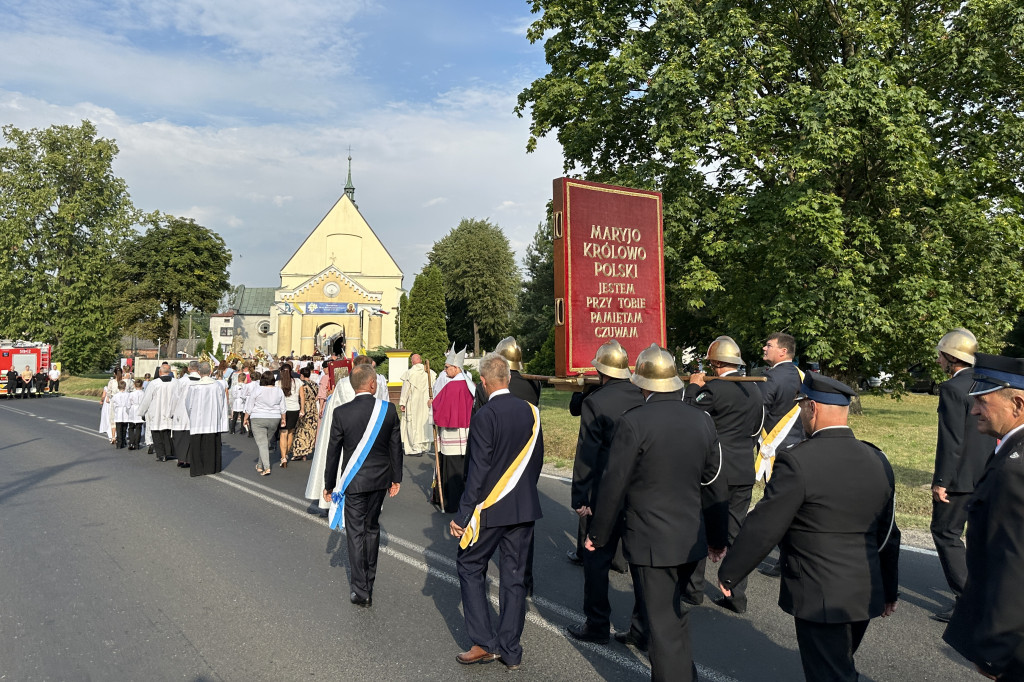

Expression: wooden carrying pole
xmin=520 ymin=373 xmax=766 ymax=390
xmin=424 ymin=359 xmax=444 ymax=510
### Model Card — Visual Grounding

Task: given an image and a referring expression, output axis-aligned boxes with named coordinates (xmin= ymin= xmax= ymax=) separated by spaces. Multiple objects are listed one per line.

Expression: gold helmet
xmin=936 ymin=328 xmax=978 ymax=365
xmin=630 ymin=344 xmax=684 ymax=392
xmin=494 ymin=336 xmax=524 ymax=371
xmin=591 ymin=339 xmax=631 ymax=379
xmin=706 ymin=335 xmax=744 ymax=366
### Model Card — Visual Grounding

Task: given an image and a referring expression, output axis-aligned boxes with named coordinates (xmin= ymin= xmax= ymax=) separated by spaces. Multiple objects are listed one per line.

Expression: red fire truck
xmin=1 ymin=341 xmax=53 ymax=395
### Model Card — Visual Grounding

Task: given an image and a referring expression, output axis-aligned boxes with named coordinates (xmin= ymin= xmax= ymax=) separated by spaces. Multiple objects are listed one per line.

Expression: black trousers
xmin=794 ymin=618 xmax=869 ymax=682
xmin=579 ymin=515 xmax=627 ymax=571
xmin=48 ymin=378 xmax=59 ymax=393
xmin=128 ymin=423 xmax=142 ymax=449
xmin=230 ymin=411 xmax=243 ymax=433
xmin=634 ymin=563 xmax=700 ymax=682
xmin=172 ymin=430 xmax=191 ymax=464
xmin=931 ymin=492 xmax=971 ymax=598
xmin=457 ymin=521 xmax=533 ymax=666
xmin=582 ymin=514 xmax=647 ymax=638
xmin=344 ymin=488 xmax=387 ymax=600
xmin=151 ymin=429 xmax=173 ymax=461
xmin=115 ymin=422 xmax=128 ymax=448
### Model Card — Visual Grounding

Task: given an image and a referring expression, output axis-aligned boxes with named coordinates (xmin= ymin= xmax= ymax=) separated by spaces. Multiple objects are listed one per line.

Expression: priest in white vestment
xmin=399 ymin=354 xmax=436 ymax=456
xmin=138 ymin=365 xmax=178 ymax=462
xmin=185 ymin=361 xmax=229 ymax=477
xmin=304 ymin=367 xmax=355 ymax=516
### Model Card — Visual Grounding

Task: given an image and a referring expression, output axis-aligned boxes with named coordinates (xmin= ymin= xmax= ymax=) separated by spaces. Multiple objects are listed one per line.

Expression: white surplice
xmin=185 ymin=378 xmax=229 ymax=434
xmin=304 ymin=377 xmax=356 ymax=509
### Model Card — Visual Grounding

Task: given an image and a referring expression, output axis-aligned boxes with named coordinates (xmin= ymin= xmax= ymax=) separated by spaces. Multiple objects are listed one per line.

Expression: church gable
xmin=279 ymin=194 xmax=402 ymax=288
xmin=280 ymin=266 xmax=382 ymax=307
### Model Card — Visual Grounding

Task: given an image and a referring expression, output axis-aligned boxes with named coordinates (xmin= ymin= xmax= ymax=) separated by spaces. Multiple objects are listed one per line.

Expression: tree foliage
xmin=427 ymin=218 xmax=521 ymax=355
xmin=515 ymin=219 xmax=555 ymax=364
xmin=0 ymin=121 xmax=137 ymax=373
xmin=118 ymin=213 xmax=232 ymax=358
xmin=404 ymin=265 xmax=449 ymax=371
xmin=518 ymin=0 xmax=1024 ymax=384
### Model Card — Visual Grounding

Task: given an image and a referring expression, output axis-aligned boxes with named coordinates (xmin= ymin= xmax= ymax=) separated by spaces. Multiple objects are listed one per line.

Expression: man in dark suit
xmin=473 ymin=336 xmax=543 ymax=595
xmin=756 ymin=331 xmax=804 ymax=577
xmin=450 ymin=352 xmax=543 ymax=671
xmin=322 ymin=364 xmax=403 ymax=608
xmin=929 ymin=328 xmax=996 ymax=622
xmin=588 ymin=344 xmax=728 ymax=682
xmin=685 ymin=335 xmax=764 ymax=614
xmin=718 ymin=372 xmax=901 ymax=682
xmin=943 ymin=353 xmax=1024 ymax=681
xmin=566 ymin=339 xmax=648 ymax=649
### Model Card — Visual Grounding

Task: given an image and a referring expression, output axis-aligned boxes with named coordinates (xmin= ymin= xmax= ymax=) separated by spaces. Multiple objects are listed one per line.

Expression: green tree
xmin=404 ymin=265 xmax=449 ymax=371
xmin=515 ymin=219 xmax=555 ymax=364
xmin=428 ymin=218 xmax=521 ymax=355
xmin=517 ymin=0 xmax=1024 ymax=386
xmin=119 ymin=213 xmax=232 ymax=358
xmin=526 ymin=326 xmax=556 ymax=375
xmin=0 ymin=121 xmax=137 ymax=373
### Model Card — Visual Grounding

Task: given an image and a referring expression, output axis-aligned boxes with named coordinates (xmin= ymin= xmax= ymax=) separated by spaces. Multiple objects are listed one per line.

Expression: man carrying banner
xmin=756 ymin=331 xmax=804 ymax=576
xmin=431 ymin=345 xmax=475 ymax=513
xmin=322 ymin=364 xmax=403 ymax=607
xmin=449 ymin=352 xmax=543 ymax=671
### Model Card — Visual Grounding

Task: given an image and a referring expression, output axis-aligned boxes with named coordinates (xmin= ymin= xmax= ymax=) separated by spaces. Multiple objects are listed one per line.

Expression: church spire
xmin=344 ymin=148 xmax=357 ymax=207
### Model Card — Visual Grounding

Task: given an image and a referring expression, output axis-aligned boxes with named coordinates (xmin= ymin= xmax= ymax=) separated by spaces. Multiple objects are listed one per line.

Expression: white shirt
xmin=245 ymin=385 xmax=287 ymax=418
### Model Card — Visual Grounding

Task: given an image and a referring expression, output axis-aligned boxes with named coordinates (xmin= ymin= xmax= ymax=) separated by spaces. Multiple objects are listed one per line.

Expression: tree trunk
xmin=168 ymin=312 xmax=180 ymax=359
xmin=473 ymin=321 xmax=480 ymax=357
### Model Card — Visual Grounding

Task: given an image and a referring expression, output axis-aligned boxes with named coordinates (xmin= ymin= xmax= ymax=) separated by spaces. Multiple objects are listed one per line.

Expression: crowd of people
xmin=77 ymin=328 xmax=1023 ymax=680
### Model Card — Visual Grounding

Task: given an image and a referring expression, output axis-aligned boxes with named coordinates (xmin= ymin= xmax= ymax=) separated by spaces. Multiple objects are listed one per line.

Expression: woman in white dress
xmin=98 ymin=367 xmax=123 ymax=444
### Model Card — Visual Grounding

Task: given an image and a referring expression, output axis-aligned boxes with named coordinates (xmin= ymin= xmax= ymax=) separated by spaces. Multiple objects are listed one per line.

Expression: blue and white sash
xmin=329 ymin=399 xmax=387 ymax=530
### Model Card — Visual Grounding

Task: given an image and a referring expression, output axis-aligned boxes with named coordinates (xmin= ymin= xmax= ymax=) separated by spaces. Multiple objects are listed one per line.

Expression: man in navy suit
xmin=450 ymin=353 xmax=544 ymax=671
xmin=323 ymin=364 xmax=403 ymax=607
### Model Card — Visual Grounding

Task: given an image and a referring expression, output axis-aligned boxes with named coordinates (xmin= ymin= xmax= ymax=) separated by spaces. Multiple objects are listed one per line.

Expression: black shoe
xmin=714 ymin=596 xmax=747 ymax=614
xmin=157 ymin=456 xmax=166 ymax=462
xmin=350 ymin=592 xmax=372 ymax=607
xmin=566 ymin=550 xmax=583 ymax=566
xmin=930 ymin=604 xmax=955 ymax=623
xmin=148 ymin=445 xmax=154 ymax=454
xmin=613 ymin=630 xmax=648 ymax=652
xmin=566 ymin=623 xmax=609 ymax=644
xmin=759 ymin=560 xmax=782 ymax=578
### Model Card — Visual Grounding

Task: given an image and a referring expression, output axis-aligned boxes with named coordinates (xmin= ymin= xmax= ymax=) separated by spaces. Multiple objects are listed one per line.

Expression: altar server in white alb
xmin=305 ymin=366 xmax=355 ymax=517
xmin=184 ymin=361 xmax=229 ymax=477
xmin=138 ymin=364 xmax=178 ymax=462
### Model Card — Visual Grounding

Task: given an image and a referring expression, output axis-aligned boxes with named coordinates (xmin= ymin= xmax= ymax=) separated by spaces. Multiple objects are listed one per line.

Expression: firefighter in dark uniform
xmin=943 ymin=353 xmax=1024 ymax=681
xmin=473 ymin=336 xmax=543 ymax=595
xmin=718 ymin=372 xmax=901 ymax=682
xmin=587 ymin=344 xmax=728 ymax=682
xmin=930 ymin=328 xmax=996 ymax=623
xmin=684 ymin=335 xmax=765 ymax=613
xmin=565 ymin=340 xmax=648 ymax=648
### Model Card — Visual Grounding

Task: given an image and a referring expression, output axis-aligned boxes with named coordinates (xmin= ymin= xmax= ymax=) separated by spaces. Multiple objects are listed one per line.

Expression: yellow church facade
xmin=270 ymin=181 xmax=404 ymax=357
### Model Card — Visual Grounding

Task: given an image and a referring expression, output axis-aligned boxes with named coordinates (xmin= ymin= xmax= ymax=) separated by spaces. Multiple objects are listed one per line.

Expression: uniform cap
xmin=969 ymin=353 xmax=1024 ymax=396
xmin=630 ymin=344 xmax=683 ymax=392
xmin=794 ymin=373 xmax=857 ymax=406
xmin=494 ymin=337 xmax=523 ymax=371
xmin=591 ymin=339 xmax=632 ymax=379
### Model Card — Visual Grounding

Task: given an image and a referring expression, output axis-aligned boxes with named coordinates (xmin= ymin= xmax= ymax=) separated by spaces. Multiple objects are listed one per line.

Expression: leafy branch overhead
xmin=517 ymin=0 xmax=1024 ymax=383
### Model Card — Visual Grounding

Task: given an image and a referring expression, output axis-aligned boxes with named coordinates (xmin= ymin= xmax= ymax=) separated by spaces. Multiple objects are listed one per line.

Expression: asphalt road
xmin=0 ymin=396 xmax=976 ymax=681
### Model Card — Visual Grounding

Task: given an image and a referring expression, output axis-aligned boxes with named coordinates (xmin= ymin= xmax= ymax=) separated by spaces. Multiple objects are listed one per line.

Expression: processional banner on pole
xmin=553 ymin=178 xmax=666 ymax=377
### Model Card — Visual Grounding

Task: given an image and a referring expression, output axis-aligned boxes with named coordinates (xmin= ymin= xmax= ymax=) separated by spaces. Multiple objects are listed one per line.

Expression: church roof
xmin=231 ymin=286 xmax=276 ymax=316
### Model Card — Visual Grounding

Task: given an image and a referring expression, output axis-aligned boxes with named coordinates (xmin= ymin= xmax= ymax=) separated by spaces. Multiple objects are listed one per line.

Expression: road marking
xmin=211 ymin=471 xmax=738 ymax=681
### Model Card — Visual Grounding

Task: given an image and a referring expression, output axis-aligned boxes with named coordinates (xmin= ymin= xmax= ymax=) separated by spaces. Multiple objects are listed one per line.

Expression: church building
xmin=213 ymin=158 xmax=404 ymax=357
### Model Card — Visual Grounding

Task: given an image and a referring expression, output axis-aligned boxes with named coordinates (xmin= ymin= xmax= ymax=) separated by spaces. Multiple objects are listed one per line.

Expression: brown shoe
xmin=456 ymin=645 xmax=499 ymax=665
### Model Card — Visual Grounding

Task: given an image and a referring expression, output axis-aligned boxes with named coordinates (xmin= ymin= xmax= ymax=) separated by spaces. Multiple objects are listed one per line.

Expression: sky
xmin=0 ymin=0 xmax=566 ymax=290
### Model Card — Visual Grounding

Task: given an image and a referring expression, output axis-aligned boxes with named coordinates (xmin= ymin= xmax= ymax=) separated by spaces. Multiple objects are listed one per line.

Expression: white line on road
xmin=210 ymin=471 xmax=739 ymax=681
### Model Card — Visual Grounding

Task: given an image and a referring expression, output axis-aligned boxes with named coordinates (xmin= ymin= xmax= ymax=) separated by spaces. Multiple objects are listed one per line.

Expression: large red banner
xmin=553 ymin=178 xmax=666 ymax=376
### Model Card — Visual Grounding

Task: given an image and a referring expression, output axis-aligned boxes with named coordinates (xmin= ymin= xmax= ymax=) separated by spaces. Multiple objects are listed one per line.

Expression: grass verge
xmin=61 ymin=376 xmax=108 ymax=401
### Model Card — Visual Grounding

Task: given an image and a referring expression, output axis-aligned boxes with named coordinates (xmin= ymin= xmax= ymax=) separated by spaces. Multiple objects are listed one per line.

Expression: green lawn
xmin=539 ymin=388 xmax=940 ymax=530
xmin=60 ymin=376 xmax=108 ymax=401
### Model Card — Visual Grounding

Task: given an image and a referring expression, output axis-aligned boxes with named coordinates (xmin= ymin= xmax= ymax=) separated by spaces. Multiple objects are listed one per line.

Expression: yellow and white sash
xmin=459 ymin=403 xmax=541 ymax=549
xmin=755 ymin=368 xmax=805 ymax=482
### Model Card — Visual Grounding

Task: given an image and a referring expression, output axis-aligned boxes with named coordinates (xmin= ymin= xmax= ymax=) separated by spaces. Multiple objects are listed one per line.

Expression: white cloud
xmin=423 ymin=197 xmax=448 ymax=208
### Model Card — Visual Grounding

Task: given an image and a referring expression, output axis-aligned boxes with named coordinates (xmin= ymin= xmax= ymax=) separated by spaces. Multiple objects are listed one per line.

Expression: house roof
xmin=231 ymin=286 xmax=276 ymax=316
